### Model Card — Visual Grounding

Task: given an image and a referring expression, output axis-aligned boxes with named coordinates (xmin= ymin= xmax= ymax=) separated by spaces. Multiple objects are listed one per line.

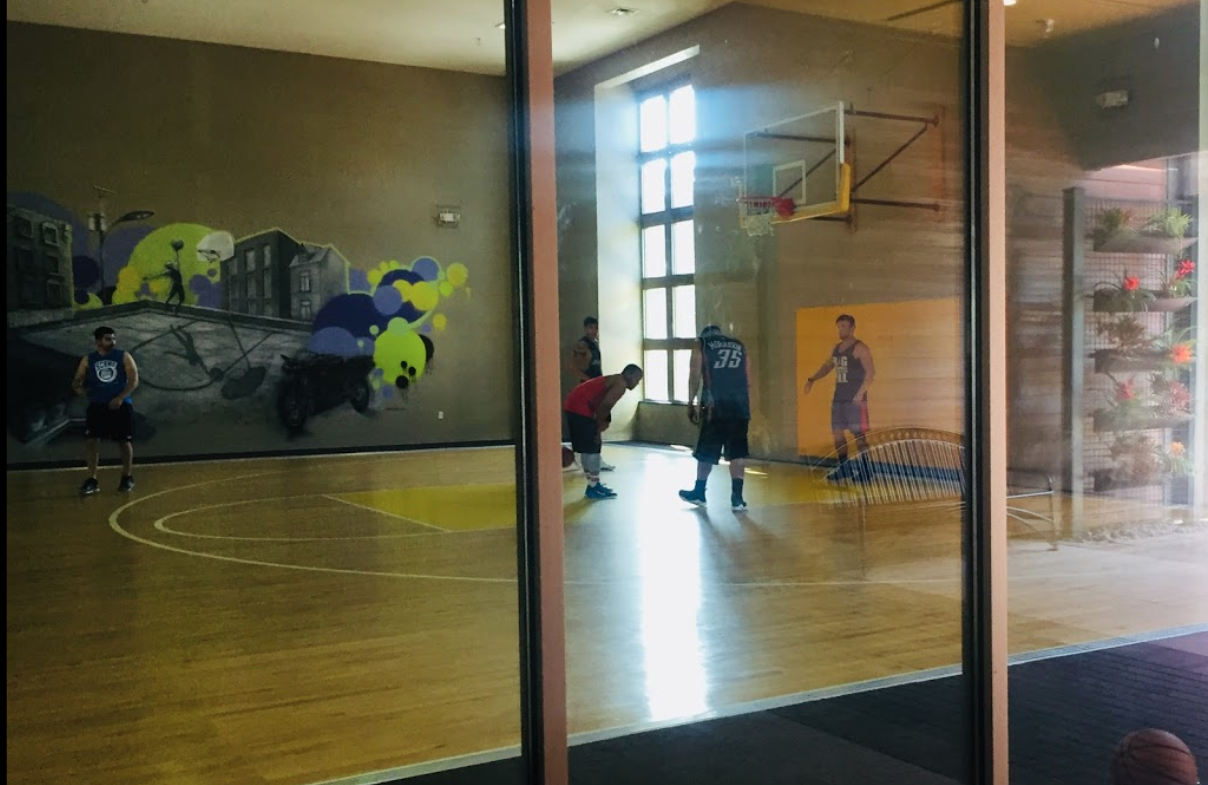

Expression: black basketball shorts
xmin=84 ymin=402 xmax=134 ymax=442
xmin=693 ymin=415 xmax=750 ymax=465
xmin=831 ymin=400 xmax=869 ymax=434
xmin=566 ymin=412 xmax=601 ymax=455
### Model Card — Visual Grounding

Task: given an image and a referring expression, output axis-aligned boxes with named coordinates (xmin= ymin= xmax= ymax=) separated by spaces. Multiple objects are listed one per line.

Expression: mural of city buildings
xmin=5 ymin=192 xmax=470 ymax=459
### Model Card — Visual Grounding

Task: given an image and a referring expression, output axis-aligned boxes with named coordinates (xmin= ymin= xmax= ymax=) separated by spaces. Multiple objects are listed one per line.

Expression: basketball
xmin=561 ymin=446 xmax=575 ymax=468
xmin=1111 ymin=729 xmax=1199 ymax=785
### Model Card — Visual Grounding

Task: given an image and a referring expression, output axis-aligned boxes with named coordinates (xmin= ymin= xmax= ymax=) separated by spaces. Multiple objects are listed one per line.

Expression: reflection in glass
xmin=637 ymin=515 xmax=707 ymax=719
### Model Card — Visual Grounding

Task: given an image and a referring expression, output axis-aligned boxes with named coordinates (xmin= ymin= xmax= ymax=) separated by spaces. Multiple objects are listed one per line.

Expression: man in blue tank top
xmin=803 ymin=314 xmax=876 ymax=480
xmin=72 ymin=325 xmax=140 ymax=495
xmin=679 ymin=325 xmax=752 ymax=512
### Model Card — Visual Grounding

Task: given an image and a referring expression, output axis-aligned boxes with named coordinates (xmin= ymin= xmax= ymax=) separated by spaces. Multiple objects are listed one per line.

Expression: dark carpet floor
xmin=407 ymin=632 xmax=1208 ymax=785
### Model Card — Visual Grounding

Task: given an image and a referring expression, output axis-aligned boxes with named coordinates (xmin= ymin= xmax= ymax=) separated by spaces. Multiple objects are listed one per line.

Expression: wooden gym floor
xmin=7 ymin=445 xmax=1207 ymax=785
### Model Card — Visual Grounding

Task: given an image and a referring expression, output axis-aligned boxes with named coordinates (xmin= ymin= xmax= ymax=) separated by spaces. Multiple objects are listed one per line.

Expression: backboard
xmin=741 ymin=102 xmax=851 ymax=227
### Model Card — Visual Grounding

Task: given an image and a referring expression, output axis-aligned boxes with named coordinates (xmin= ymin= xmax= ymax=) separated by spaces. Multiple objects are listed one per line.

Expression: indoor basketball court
xmin=7 ymin=445 xmax=1205 ymax=784
xmin=7 ymin=1 xmax=1206 ymax=783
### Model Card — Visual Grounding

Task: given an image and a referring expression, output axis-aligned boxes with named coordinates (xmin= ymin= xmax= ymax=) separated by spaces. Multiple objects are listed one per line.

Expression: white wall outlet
xmin=438 ymin=411 xmax=445 ymax=419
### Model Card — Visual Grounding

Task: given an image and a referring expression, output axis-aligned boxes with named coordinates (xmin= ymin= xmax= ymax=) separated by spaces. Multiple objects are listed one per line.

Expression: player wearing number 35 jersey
xmin=679 ymin=325 xmax=751 ymax=512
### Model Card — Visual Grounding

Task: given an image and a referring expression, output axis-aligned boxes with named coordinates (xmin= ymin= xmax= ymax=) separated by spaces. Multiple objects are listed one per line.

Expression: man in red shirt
xmin=564 ymin=364 xmax=643 ymax=500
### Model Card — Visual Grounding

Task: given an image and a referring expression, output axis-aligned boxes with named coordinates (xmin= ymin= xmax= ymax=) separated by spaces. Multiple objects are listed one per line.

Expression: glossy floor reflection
xmin=7 ymin=445 xmax=1206 ymax=784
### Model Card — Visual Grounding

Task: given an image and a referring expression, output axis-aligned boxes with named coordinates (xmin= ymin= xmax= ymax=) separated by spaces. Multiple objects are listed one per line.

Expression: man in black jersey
xmin=803 ymin=314 xmax=876 ymax=480
xmin=568 ymin=316 xmax=603 ymax=382
xmin=679 ymin=325 xmax=751 ymax=512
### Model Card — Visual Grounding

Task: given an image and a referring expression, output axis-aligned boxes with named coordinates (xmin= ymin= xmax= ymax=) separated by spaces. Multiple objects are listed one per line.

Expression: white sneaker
xmin=600 ymin=459 xmax=616 ymax=472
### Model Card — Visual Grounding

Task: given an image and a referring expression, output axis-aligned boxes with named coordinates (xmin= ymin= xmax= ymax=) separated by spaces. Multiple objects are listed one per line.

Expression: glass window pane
xmin=670 ymin=151 xmax=695 ymax=208
xmin=671 ymin=220 xmax=695 ymax=275
xmin=643 ymin=349 xmax=670 ymax=402
xmin=643 ymin=287 xmax=668 ymax=340
xmin=641 ymin=159 xmax=667 ymax=214
xmin=671 ymin=286 xmax=700 ymax=338
xmin=672 ymin=285 xmax=696 ymax=339
xmin=672 ymin=349 xmax=692 ymax=403
xmin=642 ymin=225 xmax=667 ymax=278
xmin=9 ymin=7 xmax=527 ymax=785
xmin=668 ymin=85 xmax=696 ymax=144
xmin=639 ymin=94 xmax=668 ymax=152
xmin=1006 ymin=5 xmax=1206 ymax=783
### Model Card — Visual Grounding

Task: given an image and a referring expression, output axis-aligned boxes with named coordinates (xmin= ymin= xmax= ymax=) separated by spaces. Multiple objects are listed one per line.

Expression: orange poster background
xmin=796 ymin=298 xmax=964 ymax=457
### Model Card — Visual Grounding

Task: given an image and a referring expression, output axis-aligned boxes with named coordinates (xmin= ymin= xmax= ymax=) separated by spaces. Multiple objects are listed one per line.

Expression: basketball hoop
xmin=738 ymin=195 xmax=795 ymax=237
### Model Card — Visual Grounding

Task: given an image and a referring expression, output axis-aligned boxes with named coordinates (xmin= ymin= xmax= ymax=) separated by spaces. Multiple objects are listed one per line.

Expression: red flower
xmin=1170 ymin=343 xmax=1194 ymax=365
xmin=1122 ymin=276 xmax=1140 ymax=291
xmin=1176 ymin=259 xmax=1195 ymax=279
xmin=1116 ymin=380 xmax=1136 ymax=401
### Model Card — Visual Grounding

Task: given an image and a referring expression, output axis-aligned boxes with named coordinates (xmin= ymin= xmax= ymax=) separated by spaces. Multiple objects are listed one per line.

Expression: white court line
xmin=323 ymin=494 xmax=449 ymax=532
xmin=149 ymin=494 xmax=507 ymax=541
xmin=107 ymin=459 xmax=1208 ymax=588
xmin=154 ymin=497 xmax=444 ymax=542
xmin=108 ymin=466 xmax=516 ymax=585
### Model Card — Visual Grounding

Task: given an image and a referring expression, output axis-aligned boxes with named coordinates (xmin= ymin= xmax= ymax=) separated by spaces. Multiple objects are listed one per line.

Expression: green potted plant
xmin=1160 ymin=441 xmax=1193 ymax=477
xmin=1092 ymin=273 xmax=1156 ymax=312
xmin=1142 ymin=207 xmax=1192 ymax=238
xmin=1098 ymin=321 xmax=1196 ymax=373
xmin=1155 ymin=324 xmax=1196 ymax=370
xmin=1094 ymin=315 xmax=1162 ymax=372
xmin=1149 ymin=259 xmax=1198 ymax=311
xmin=1091 ymin=207 xmax=1134 ymax=250
xmin=1093 ymin=374 xmax=1193 ymax=432
xmin=1093 ymin=432 xmax=1163 ymax=491
xmin=1093 ymin=378 xmax=1149 ymax=431
xmin=1150 ymin=375 xmax=1193 ymax=419
xmin=1093 ymin=205 xmax=1197 ymax=254
xmin=1092 ymin=263 xmax=1196 ymax=313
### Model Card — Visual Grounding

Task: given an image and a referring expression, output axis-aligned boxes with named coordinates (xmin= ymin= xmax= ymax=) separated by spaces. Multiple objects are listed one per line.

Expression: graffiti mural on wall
xmin=5 ymin=191 xmax=470 ymax=449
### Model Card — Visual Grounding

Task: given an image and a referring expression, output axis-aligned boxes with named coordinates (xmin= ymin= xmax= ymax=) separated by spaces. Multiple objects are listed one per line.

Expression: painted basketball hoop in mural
xmin=738 ymin=195 xmax=795 ymax=236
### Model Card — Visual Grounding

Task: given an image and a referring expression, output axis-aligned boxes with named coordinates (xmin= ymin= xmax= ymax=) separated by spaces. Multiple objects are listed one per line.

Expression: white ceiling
xmin=6 ymin=0 xmax=727 ymax=75
xmin=6 ymin=0 xmax=1195 ymax=76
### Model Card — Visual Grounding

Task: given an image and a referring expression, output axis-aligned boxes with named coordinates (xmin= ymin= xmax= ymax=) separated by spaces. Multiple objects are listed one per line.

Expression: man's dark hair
xmin=700 ymin=324 xmax=723 ymax=338
xmin=94 ymin=326 xmax=115 ymax=340
xmin=584 ymin=316 xmax=598 ymax=328
xmin=622 ymin=363 xmax=643 ymax=378
xmin=836 ymin=314 xmax=856 ymax=327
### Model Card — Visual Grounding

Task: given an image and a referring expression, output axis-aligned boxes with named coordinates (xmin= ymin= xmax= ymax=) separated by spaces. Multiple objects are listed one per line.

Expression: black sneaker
xmin=79 ymin=477 xmax=100 ymax=496
xmin=678 ymin=489 xmax=707 ymax=508
xmin=731 ymin=496 xmax=749 ymax=513
xmin=118 ymin=475 xmax=135 ymax=493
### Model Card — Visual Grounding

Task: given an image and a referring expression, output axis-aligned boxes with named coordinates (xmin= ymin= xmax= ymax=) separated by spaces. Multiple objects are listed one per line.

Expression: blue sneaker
xmin=678 ymin=489 xmax=707 ymax=508
xmin=586 ymin=483 xmax=617 ymax=500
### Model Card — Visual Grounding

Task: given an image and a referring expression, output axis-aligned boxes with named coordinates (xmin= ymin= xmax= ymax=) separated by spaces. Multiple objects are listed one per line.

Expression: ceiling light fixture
xmin=1004 ymin=0 xmax=1017 ymax=6
xmin=607 ymin=7 xmax=640 ymax=17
